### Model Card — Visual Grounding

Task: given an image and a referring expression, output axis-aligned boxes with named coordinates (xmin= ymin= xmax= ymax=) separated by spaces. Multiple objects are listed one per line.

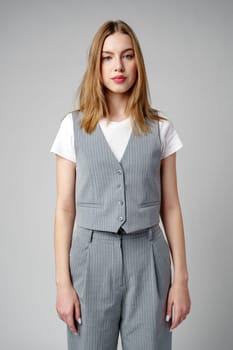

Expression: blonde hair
xmin=73 ymin=20 xmax=166 ymax=135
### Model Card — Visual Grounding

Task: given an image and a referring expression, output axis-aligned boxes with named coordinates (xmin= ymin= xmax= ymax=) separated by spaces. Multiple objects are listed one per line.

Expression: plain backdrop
xmin=0 ymin=0 xmax=232 ymax=349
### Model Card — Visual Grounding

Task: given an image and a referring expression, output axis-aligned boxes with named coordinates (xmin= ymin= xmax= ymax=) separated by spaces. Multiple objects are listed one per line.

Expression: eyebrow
xmin=102 ymin=48 xmax=134 ymax=54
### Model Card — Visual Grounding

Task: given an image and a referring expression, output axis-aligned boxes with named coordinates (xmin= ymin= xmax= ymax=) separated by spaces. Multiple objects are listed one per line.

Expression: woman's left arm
xmin=160 ymin=152 xmax=191 ymax=331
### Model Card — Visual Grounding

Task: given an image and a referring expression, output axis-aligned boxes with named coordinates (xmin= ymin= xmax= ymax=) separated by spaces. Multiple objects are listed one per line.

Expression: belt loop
xmin=89 ymin=229 xmax=94 ymax=243
xmin=148 ymin=227 xmax=153 ymax=241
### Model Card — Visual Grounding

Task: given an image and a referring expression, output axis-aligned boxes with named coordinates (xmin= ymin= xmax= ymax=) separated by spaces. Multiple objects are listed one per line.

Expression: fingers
xmin=165 ymin=283 xmax=191 ymax=331
xmin=57 ymin=305 xmax=78 ymax=334
xmin=169 ymin=304 xmax=190 ymax=331
xmin=74 ymin=299 xmax=82 ymax=326
xmin=165 ymin=297 xmax=173 ymax=323
xmin=66 ymin=314 xmax=78 ymax=335
xmin=56 ymin=299 xmax=82 ymax=334
xmin=56 ymin=286 xmax=83 ymax=335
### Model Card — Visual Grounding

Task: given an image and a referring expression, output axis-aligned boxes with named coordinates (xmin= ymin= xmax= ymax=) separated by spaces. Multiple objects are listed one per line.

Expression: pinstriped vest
xmin=72 ymin=111 xmax=161 ymax=234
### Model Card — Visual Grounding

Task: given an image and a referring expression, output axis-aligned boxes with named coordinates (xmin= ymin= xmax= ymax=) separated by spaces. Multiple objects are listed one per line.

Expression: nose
xmin=114 ymin=57 xmax=124 ymax=72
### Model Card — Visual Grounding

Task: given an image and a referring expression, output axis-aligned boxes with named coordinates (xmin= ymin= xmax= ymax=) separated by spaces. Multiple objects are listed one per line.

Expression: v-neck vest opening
xmin=72 ymin=111 xmax=162 ymax=233
xmin=97 ymin=122 xmax=133 ymax=165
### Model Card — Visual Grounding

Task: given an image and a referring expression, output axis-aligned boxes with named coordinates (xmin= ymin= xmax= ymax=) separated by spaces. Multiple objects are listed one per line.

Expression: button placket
xmin=116 ymin=167 xmax=125 ymax=223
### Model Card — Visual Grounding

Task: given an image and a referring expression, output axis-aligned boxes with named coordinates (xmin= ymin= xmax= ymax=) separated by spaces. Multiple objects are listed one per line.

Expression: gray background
xmin=0 ymin=0 xmax=232 ymax=349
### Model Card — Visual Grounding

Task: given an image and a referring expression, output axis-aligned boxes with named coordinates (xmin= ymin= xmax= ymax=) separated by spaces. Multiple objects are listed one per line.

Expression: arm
xmin=53 ymin=155 xmax=81 ymax=334
xmin=54 ymin=155 xmax=76 ymax=287
xmin=160 ymin=152 xmax=191 ymax=330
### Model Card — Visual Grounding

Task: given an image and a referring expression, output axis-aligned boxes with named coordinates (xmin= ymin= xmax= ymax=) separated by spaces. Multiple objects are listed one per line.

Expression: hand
xmin=165 ymin=281 xmax=191 ymax=331
xmin=56 ymin=284 xmax=82 ymax=334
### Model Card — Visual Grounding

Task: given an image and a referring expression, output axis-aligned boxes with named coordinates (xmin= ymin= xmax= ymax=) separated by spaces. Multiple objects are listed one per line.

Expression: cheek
xmin=131 ymin=63 xmax=137 ymax=81
xmin=101 ymin=65 xmax=109 ymax=82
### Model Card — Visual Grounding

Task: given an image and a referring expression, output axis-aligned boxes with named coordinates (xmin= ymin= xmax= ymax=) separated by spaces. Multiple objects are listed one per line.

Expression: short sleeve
xmin=159 ymin=119 xmax=183 ymax=159
xmin=50 ymin=113 xmax=76 ymax=163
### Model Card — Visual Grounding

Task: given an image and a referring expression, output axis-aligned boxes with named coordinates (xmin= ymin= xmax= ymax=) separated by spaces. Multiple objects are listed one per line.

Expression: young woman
xmin=50 ymin=20 xmax=191 ymax=350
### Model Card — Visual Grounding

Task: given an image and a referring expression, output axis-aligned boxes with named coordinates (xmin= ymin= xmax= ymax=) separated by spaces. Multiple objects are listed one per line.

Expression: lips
xmin=112 ymin=75 xmax=126 ymax=83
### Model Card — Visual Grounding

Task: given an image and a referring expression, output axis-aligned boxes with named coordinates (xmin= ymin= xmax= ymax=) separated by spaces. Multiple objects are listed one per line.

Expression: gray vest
xmin=72 ymin=111 xmax=161 ymax=233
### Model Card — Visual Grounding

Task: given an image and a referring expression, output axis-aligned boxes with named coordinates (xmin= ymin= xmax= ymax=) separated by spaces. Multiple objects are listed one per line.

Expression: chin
xmin=107 ymin=84 xmax=134 ymax=95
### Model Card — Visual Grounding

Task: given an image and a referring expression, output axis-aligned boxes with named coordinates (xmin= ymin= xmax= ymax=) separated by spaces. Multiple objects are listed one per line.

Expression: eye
xmin=123 ymin=54 xmax=134 ymax=60
xmin=102 ymin=56 xmax=112 ymax=61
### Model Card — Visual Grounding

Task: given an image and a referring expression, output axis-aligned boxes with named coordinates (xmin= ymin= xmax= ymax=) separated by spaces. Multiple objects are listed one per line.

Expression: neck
xmin=105 ymin=91 xmax=129 ymax=120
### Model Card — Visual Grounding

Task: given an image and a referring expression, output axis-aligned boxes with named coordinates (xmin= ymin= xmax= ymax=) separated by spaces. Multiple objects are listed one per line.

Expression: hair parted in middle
xmin=74 ymin=19 xmax=166 ymax=135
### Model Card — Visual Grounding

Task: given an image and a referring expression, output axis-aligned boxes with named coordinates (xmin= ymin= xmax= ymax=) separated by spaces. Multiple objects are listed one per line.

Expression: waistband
xmin=76 ymin=224 xmax=161 ymax=242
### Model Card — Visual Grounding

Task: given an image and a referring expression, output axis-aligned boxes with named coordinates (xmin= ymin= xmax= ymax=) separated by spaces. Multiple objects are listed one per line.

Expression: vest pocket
xmin=138 ymin=200 xmax=160 ymax=208
xmin=77 ymin=201 xmax=103 ymax=208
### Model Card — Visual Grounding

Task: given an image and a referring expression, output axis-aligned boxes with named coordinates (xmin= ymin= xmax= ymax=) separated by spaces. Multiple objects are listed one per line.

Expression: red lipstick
xmin=112 ymin=75 xmax=126 ymax=83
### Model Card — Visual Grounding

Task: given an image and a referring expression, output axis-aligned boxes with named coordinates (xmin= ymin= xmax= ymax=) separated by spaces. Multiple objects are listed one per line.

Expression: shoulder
xmin=60 ymin=111 xmax=73 ymax=127
xmin=52 ymin=112 xmax=74 ymax=145
xmin=57 ymin=112 xmax=76 ymax=136
xmin=157 ymin=113 xmax=183 ymax=159
xmin=159 ymin=117 xmax=176 ymax=136
xmin=59 ymin=110 xmax=87 ymax=138
xmin=50 ymin=112 xmax=76 ymax=162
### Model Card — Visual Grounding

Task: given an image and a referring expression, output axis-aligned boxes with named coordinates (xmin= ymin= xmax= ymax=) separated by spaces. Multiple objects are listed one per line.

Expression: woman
xmin=50 ymin=20 xmax=191 ymax=350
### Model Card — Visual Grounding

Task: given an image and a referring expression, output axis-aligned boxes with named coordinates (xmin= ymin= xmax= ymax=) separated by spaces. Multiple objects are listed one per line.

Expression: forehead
xmin=102 ymin=32 xmax=133 ymax=52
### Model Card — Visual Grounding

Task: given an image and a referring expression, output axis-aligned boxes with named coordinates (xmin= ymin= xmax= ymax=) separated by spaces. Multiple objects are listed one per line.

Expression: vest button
xmin=116 ymin=169 xmax=122 ymax=175
xmin=117 ymin=184 xmax=121 ymax=188
xmin=118 ymin=200 xmax=124 ymax=205
xmin=119 ymin=216 xmax=124 ymax=221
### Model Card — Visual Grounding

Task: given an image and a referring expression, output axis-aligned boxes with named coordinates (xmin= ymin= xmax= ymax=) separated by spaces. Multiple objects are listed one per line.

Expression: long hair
xmin=74 ymin=20 xmax=166 ymax=135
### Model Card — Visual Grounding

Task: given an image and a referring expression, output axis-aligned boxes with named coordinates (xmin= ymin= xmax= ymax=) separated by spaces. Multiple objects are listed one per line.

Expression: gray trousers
xmin=68 ymin=224 xmax=172 ymax=350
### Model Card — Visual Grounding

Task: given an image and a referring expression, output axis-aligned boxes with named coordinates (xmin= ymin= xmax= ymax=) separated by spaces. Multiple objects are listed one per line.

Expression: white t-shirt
xmin=50 ymin=113 xmax=183 ymax=163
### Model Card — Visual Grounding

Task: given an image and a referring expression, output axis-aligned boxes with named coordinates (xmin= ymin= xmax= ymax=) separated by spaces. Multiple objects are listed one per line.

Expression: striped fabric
xmin=72 ymin=111 xmax=161 ymax=233
xmin=68 ymin=225 xmax=172 ymax=350
xmin=68 ymin=111 xmax=172 ymax=349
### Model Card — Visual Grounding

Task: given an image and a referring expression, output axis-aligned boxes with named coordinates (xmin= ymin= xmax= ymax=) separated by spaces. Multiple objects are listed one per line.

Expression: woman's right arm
xmin=54 ymin=155 xmax=81 ymax=334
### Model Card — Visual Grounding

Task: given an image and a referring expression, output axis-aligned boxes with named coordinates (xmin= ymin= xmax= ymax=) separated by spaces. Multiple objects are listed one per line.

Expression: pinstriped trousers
xmin=68 ymin=224 xmax=172 ymax=350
